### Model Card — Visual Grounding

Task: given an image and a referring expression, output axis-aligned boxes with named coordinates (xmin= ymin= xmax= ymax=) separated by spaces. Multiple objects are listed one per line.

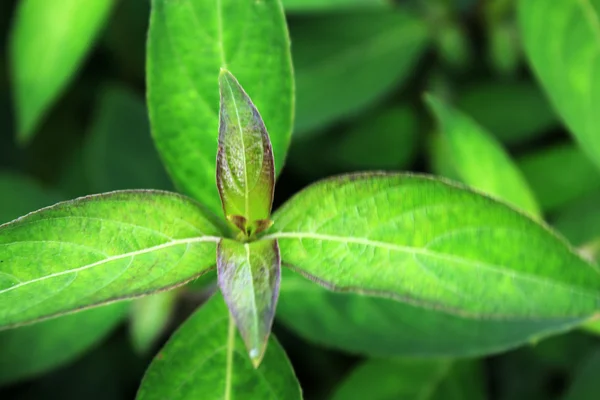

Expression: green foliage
xmin=9 ymin=0 xmax=114 ymax=143
xmin=147 ymin=0 xmax=293 ymax=215
xmin=0 ymin=191 xmax=222 ymax=328
xmin=520 ymin=0 xmax=600 ymax=171
xmin=269 ymin=174 xmax=597 ymax=318
xmin=330 ymin=359 xmax=484 ymax=400
xmin=136 ymin=293 xmax=301 ymax=400
xmin=426 ymin=94 xmax=540 ymax=216
xmin=292 ymin=10 xmax=428 ymax=134
xmin=4 ymin=0 xmax=600 ymax=398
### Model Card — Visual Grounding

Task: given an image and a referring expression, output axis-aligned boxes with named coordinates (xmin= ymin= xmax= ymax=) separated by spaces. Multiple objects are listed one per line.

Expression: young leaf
xmin=9 ymin=0 xmax=114 ymax=143
xmin=331 ymin=359 xmax=484 ymax=400
xmin=217 ymin=70 xmax=275 ymax=237
xmin=426 ymin=94 xmax=540 ymax=217
xmin=147 ymin=0 xmax=293 ymax=215
xmin=266 ymin=174 xmax=600 ymax=319
xmin=292 ymin=11 xmax=428 ymax=135
xmin=136 ymin=293 xmax=301 ymax=400
xmin=519 ymin=0 xmax=600 ymax=171
xmin=0 ymin=303 xmax=127 ymax=386
xmin=130 ymin=291 xmax=177 ymax=355
xmin=217 ymin=239 xmax=281 ymax=367
xmin=84 ymin=85 xmax=171 ymax=193
xmin=0 ymin=191 xmax=223 ymax=328
xmin=518 ymin=143 xmax=600 ymax=213
xmin=277 ymin=268 xmax=589 ymax=358
xmin=457 ymin=82 xmax=557 ymax=145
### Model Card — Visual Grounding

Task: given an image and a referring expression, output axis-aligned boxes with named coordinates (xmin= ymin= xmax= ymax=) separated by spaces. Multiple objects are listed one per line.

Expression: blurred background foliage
xmin=1 ymin=0 xmax=600 ymax=399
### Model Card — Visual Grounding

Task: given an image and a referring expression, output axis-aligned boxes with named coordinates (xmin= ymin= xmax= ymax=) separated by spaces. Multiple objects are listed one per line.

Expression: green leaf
xmin=129 ymin=291 xmax=177 ymax=355
xmin=0 ymin=171 xmax=61 ymax=222
xmin=331 ymin=359 xmax=484 ymax=400
xmin=217 ymin=70 xmax=275 ymax=236
xmin=9 ymin=0 xmax=114 ymax=143
xmin=553 ymin=191 xmax=600 ymax=247
xmin=277 ymin=268 xmax=589 ymax=357
xmin=519 ymin=0 xmax=600 ymax=170
xmin=0 ymin=190 xmax=223 ymax=328
xmin=283 ymin=0 xmax=390 ymax=12
xmin=84 ymin=85 xmax=171 ymax=193
xmin=0 ymin=303 xmax=127 ymax=386
xmin=147 ymin=0 xmax=293 ymax=214
xmin=518 ymin=143 xmax=600 ymax=212
xmin=292 ymin=11 xmax=428 ymax=135
xmin=267 ymin=174 xmax=600 ymax=319
xmin=217 ymin=239 xmax=280 ymax=367
xmin=563 ymin=350 xmax=600 ymax=400
xmin=136 ymin=293 xmax=301 ymax=400
xmin=426 ymin=95 xmax=541 ymax=216
xmin=457 ymin=81 xmax=557 ymax=145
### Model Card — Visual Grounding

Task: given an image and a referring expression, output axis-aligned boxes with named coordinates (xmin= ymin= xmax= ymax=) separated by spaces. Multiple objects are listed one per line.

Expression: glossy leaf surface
xmin=217 ymin=239 xmax=280 ymax=367
xmin=331 ymin=359 xmax=484 ymax=400
xmin=426 ymin=95 xmax=540 ymax=216
xmin=519 ymin=0 xmax=600 ymax=170
xmin=277 ymin=269 xmax=588 ymax=357
xmin=292 ymin=11 xmax=428 ymax=134
xmin=267 ymin=174 xmax=600 ymax=319
xmin=136 ymin=293 xmax=301 ymax=400
xmin=147 ymin=0 xmax=293 ymax=214
xmin=217 ymin=71 xmax=275 ymax=236
xmin=10 ymin=0 xmax=114 ymax=143
xmin=0 ymin=191 xmax=223 ymax=328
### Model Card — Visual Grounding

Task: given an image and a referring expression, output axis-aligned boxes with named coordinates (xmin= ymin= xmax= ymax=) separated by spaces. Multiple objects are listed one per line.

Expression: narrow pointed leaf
xmin=217 ymin=71 xmax=275 ymax=235
xmin=426 ymin=94 xmax=540 ymax=217
xmin=147 ymin=0 xmax=293 ymax=214
xmin=10 ymin=0 xmax=114 ymax=143
xmin=0 ymin=191 xmax=224 ymax=328
xmin=217 ymin=239 xmax=281 ymax=367
xmin=267 ymin=174 xmax=600 ymax=319
xmin=519 ymin=0 xmax=600 ymax=170
xmin=136 ymin=293 xmax=301 ymax=400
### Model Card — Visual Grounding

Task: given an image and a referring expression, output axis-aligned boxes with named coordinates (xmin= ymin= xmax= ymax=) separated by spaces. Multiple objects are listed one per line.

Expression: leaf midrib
xmin=0 ymin=236 xmax=220 ymax=295
xmin=263 ymin=231 xmax=600 ymax=298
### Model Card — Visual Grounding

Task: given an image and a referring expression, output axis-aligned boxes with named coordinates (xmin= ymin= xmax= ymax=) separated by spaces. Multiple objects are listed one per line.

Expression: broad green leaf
xmin=147 ymin=0 xmax=293 ymax=215
xmin=283 ymin=0 xmax=389 ymax=12
xmin=136 ymin=293 xmax=301 ymax=400
xmin=457 ymin=82 xmax=557 ymax=145
xmin=292 ymin=11 xmax=428 ymax=134
xmin=266 ymin=174 xmax=600 ymax=319
xmin=0 ymin=303 xmax=127 ymax=386
xmin=331 ymin=359 xmax=484 ymax=400
xmin=426 ymin=95 xmax=540 ymax=216
xmin=0 ymin=191 xmax=224 ymax=328
xmin=332 ymin=106 xmax=419 ymax=170
xmin=9 ymin=0 xmax=114 ymax=143
xmin=0 ymin=173 xmax=128 ymax=386
xmin=217 ymin=239 xmax=280 ymax=367
xmin=563 ymin=350 xmax=600 ymax=400
xmin=519 ymin=0 xmax=600 ymax=170
xmin=277 ymin=269 xmax=589 ymax=357
xmin=518 ymin=143 xmax=600 ymax=212
xmin=129 ymin=291 xmax=177 ymax=355
xmin=217 ymin=70 xmax=275 ymax=236
xmin=84 ymin=85 xmax=171 ymax=193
